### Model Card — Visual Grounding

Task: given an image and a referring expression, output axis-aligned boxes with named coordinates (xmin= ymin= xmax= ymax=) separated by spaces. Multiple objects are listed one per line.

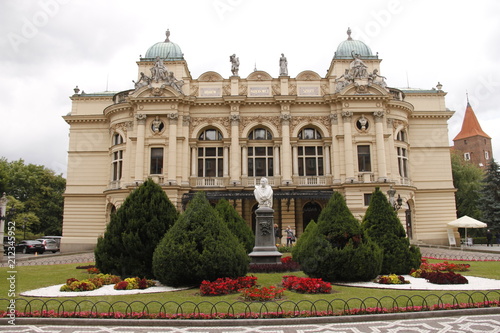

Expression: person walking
xmin=286 ymin=226 xmax=295 ymax=247
xmin=486 ymin=229 xmax=493 ymax=247
xmin=274 ymin=224 xmax=281 ymax=246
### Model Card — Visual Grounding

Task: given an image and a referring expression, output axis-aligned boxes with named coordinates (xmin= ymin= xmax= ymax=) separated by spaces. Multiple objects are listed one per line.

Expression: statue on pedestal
xmin=254 ymin=177 xmax=273 ymax=208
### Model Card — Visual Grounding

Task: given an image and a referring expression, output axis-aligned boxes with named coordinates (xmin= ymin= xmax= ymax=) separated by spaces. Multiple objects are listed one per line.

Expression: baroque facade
xmin=61 ymin=29 xmax=457 ymax=251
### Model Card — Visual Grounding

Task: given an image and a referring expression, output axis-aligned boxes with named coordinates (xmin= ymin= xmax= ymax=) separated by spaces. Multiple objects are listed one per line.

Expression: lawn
xmin=1 ymin=257 xmax=500 ymax=316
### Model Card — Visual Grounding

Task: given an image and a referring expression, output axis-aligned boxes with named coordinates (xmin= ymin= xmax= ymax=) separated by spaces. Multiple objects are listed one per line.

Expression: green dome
xmin=334 ymin=28 xmax=377 ymax=59
xmin=143 ymin=30 xmax=184 ymax=61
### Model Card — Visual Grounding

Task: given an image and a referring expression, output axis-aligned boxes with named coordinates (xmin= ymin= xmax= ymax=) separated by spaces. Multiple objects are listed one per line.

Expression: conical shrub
xmin=152 ymin=191 xmax=249 ymax=287
xmin=293 ymin=191 xmax=382 ymax=281
xmin=94 ymin=179 xmax=178 ymax=278
xmin=215 ymin=199 xmax=255 ymax=253
xmin=362 ymin=187 xmax=421 ymax=274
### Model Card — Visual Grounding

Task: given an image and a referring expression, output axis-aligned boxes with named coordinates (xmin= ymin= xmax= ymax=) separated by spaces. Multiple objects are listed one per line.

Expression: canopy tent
xmin=447 ymin=216 xmax=488 ymax=245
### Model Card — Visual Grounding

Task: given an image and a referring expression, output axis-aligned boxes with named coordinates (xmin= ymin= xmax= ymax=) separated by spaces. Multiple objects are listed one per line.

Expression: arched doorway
xmin=302 ymin=201 xmax=321 ymax=232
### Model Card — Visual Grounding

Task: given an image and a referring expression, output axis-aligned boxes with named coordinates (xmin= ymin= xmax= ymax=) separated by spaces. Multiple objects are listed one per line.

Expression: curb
xmin=11 ymin=307 xmax=500 ymax=327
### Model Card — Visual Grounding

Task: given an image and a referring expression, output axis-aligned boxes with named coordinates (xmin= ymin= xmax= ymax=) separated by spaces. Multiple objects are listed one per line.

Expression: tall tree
xmin=153 ymin=191 xmax=249 ymax=287
xmin=214 ymin=199 xmax=254 ymax=253
xmin=94 ymin=179 xmax=178 ymax=278
xmin=292 ymin=191 xmax=383 ymax=282
xmin=361 ymin=187 xmax=421 ymax=275
xmin=0 ymin=158 xmax=65 ymax=235
xmin=451 ymin=150 xmax=484 ymax=219
xmin=479 ymin=159 xmax=500 ymax=229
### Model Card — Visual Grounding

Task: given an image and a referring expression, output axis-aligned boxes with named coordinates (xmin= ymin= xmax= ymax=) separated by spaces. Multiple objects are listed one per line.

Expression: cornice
xmin=410 ymin=111 xmax=454 ymax=119
xmin=63 ymin=114 xmax=107 ymax=124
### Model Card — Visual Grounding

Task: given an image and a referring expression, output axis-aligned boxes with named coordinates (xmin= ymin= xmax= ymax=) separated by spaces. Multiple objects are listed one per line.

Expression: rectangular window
xmin=397 ymin=147 xmax=409 ymax=178
xmin=464 ymin=152 xmax=471 ymax=161
xmin=364 ymin=193 xmax=372 ymax=206
xmin=485 ymin=151 xmax=490 ymax=160
xmin=112 ymin=150 xmax=123 ymax=181
xmin=357 ymin=145 xmax=371 ymax=172
xmin=297 ymin=146 xmax=324 ymax=176
xmin=150 ymin=148 xmax=164 ymax=174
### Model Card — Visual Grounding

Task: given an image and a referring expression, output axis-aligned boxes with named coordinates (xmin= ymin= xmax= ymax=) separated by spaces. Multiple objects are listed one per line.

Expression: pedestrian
xmin=496 ymin=231 xmax=500 ymax=246
xmin=286 ymin=226 xmax=295 ymax=247
xmin=274 ymin=224 xmax=281 ymax=246
xmin=486 ymin=229 xmax=493 ymax=247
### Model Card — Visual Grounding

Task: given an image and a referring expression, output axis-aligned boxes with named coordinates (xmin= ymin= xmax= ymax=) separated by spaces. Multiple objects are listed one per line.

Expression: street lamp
xmin=0 ymin=193 xmax=8 ymax=257
xmin=387 ymin=185 xmax=403 ymax=211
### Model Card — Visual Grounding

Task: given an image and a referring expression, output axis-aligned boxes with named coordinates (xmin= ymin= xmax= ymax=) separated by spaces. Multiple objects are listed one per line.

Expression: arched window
xmin=113 ymin=133 xmax=124 ymax=145
xmin=297 ymin=127 xmax=324 ymax=176
xmin=198 ymin=128 xmax=224 ymax=177
xmin=396 ymin=130 xmax=406 ymax=142
xmin=247 ymin=127 xmax=273 ymax=177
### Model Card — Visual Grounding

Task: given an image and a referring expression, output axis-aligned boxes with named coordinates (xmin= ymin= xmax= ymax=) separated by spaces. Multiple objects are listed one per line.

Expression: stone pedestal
xmin=248 ymin=206 xmax=282 ymax=264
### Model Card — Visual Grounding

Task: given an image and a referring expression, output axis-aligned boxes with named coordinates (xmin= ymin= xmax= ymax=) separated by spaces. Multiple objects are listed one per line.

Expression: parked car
xmin=15 ymin=240 xmax=45 ymax=254
xmin=36 ymin=238 xmax=59 ymax=253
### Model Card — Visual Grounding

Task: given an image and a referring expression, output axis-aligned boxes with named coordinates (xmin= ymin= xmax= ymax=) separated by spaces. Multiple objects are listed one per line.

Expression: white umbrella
xmin=447 ymin=216 xmax=488 ymax=244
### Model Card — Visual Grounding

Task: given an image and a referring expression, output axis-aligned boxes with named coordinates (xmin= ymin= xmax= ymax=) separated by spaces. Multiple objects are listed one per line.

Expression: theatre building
xmin=61 ymin=30 xmax=457 ymax=252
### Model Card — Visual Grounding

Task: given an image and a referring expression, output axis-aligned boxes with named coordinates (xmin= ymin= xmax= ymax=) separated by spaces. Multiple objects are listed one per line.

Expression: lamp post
xmin=0 ymin=193 xmax=8 ymax=258
xmin=387 ymin=185 xmax=403 ymax=211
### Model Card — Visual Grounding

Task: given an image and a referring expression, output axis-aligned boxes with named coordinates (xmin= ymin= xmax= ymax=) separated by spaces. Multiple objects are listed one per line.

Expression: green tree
xmin=293 ymin=191 xmax=382 ymax=282
xmin=0 ymin=158 xmax=65 ymax=235
xmin=153 ymin=191 xmax=249 ymax=287
xmin=361 ymin=187 xmax=421 ymax=274
xmin=479 ymin=159 xmax=500 ymax=229
xmin=94 ymin=179 xmax=178 ymax=278
xmin=214 ymin=199 xmax=255 ymax=253
xmin=451 ymin=151 xmax=484 ymax=219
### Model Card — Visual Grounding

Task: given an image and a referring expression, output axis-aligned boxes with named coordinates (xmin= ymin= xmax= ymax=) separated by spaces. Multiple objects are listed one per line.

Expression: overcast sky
xmin=1 ymin=0 xmax=499 ymax=177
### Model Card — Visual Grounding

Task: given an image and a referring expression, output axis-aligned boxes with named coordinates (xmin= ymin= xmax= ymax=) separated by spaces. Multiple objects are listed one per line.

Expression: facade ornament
xmin=133 ymin=72 xmax=151 ymax=89
xmin=151 ymin=57 xmax=168 ymax=82
xmin=168 ymin=113 xmax=178 ymax=120
xmin=356 ymin=115 xmax=368 ymax=132
xmin=230 ymin=54 xmax=240 ymax=76
xmin=279 ymin=53 xmax=288 ymax=76
xmin=238 ymin=84 xmax=247 ymax=96
xmin=190 ymin=84 xmax=199 ymax=96
xmin=321 ymin=84 xmax=329 ymax=95
xmin=330 ymin=113 xmax=338 ymax=124
xmin=349 ymin=52 xmax=368 ymax=79
xmin=182 ymin=115 xmax=191 ymax=126
xmin=341 ymin=110 xmax=353 ymax=119
xmin=368 ymin=69 xmax=388 ymax=89
xmin=230 ymin=114 xmax=240 ymax=123
xmin=151 ymin=116 xmax=163 ymax=133
xmin=280 ymin=114 xmax=291 ymax=123
xmin=222 ymin=84 xmax=231 ymax=96
xmin=355 ymin=84 xmax=369 ymax=94
xmin=373 ymin=110 xmax=385 ymax=119
xmin=151 ymin=87 xmax=164 ymax=96
xmin=335 ymin=69 xmax=353 ymax=92
xmin=288 ymin=83 xmax=297 ymax=95
xmin=135 ymin=113 xmax=147 ymax=124
xmin=272 ymin=84 xmax=281 ymax=95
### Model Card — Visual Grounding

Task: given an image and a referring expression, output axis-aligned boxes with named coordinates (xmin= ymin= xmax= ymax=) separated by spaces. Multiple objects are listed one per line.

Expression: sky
xmin=1 ymin=0 xmax=499 ymax=177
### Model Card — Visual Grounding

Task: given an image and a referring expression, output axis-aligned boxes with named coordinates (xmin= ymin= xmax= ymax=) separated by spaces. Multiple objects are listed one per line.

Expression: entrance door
xmin=302 ymin=202 xmax=321 ymax=232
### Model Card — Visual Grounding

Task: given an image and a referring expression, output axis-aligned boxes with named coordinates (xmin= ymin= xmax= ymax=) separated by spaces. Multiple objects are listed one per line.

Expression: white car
xmin=36 ymin=239 xmax=59 ymax=253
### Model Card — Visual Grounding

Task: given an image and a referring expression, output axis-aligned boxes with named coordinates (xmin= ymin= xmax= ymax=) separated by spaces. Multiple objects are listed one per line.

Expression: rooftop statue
xmin=254 ymin=177 xmax=273 ymax=208
xmin=133 ymin=72 xmax=151 ymax=89
xmin=230 ymin=54 xmax=240 ymax=76
xmin=279 ymin=53 xmax=288 ymax=76
xmin=151 ymin=56 xmax=168 ymax=82
xmin=349 ymin=52 xmax=368 ymax=79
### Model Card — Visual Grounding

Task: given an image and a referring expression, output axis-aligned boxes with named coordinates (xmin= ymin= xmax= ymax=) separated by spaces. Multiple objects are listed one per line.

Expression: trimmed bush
xmin=94 ymin=179 xmax=178 ymax=278
xmin=152 ymin=191 xmax=250 ymax=287
xmin=293 ymin=192 xmax=383 ymax=282
xmin=361 ymin=187 xmax=421 ymax=275
xmin=215 ymin=199 xmax=255 ymax=253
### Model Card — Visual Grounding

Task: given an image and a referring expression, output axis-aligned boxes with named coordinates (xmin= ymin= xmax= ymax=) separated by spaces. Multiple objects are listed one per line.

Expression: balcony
xmin=357 ymin=173 xmax=375 ymax=183
xmin=297 ymin=176 xmax=327 ymax=186
xmin=195 ymin=178 xmax=226 ymax=187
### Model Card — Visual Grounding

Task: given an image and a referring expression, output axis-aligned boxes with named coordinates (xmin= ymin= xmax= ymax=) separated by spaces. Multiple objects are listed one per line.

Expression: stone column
xmin=223 ymin=144 xmax=229 ymax=178
xmin=134 ymin=113 xmax=146 ymax=182
xmin=230 ymin=112 xmax=241 ymax=184
xmin=330 ymin=113 xmax=341 ymax=183
xmin=324 ymin=144 xmax=331 ymax=177
xmin=273 ymin=144 xmax=280 ymax=177
xmin=342 ymin=110 xmax=354 ymax=181
xmin=241 ymin=144 xmax=248 ymax=177
xmin=292 ymin=144 xmax=299 ymax=177
xmin=190 ymin=144 xmax=197 ymax=177
xmin=280 ymin=110 xmax=292 ymax=185
xmin=167 ymin=112 xmax=178 ymax=184
xmin=374 ymin=110 xmax=387 ymax=181
xmin=248 ymin=206 xmax=282 ymax=264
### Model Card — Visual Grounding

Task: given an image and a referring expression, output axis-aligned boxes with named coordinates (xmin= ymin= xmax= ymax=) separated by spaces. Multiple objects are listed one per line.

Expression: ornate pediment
xmin=296 ymin=70 xmax=321 ymax=81
xmin=247 ymin=71 xmax=272 ymax=81
xmin=198 ymin=71 xmax=224 ymax=82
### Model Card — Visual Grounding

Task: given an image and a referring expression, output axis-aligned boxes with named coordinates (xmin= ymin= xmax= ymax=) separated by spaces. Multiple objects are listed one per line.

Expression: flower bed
xmin=375 ymin=274 xmax=410 ymax=285
xmin=114 ymin=277 xmax=156 ymax=290
xmin=60 ymin=273 xmax=156 ymax=292
xmin=199 ymin=276 xmax=257 ymax=296
xmin=239 ymin=286 xmax=285 ymax=301
xmin=282 ymin=275 xmax=332 ymax=293
xmin=411 ymin=259 xmax=470 ymax=278
xmin=421 ymin=271 xmax=469 ymax=285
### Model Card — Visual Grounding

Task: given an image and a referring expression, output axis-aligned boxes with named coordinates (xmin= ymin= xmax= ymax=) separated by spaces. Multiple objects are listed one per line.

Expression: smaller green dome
xmin=143 ymin=30 xmax=184 ymax=61
xmin=334 ymin=28 xmax=378 ymax=59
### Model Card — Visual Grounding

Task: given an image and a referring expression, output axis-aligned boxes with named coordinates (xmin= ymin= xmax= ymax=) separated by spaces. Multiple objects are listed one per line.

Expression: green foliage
xmin=215 ymin=199 xmax=255 ymax=253
xmin=293 ymin=192 xmax=382 ymax=282
xmin=480 ymin=159 xmax=500 ymax=230
xmin=362 ymin=187 xmax=421 ymax=274
xmin=451 ymin=151 xmax=484 ymax=219
xmin=153 ymin=192 xmax=249 ymax=287
xmin=0 ymin=158 xmax=65 ymax=235
xmin=94 ymin=179 xmax=178 ymax=278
